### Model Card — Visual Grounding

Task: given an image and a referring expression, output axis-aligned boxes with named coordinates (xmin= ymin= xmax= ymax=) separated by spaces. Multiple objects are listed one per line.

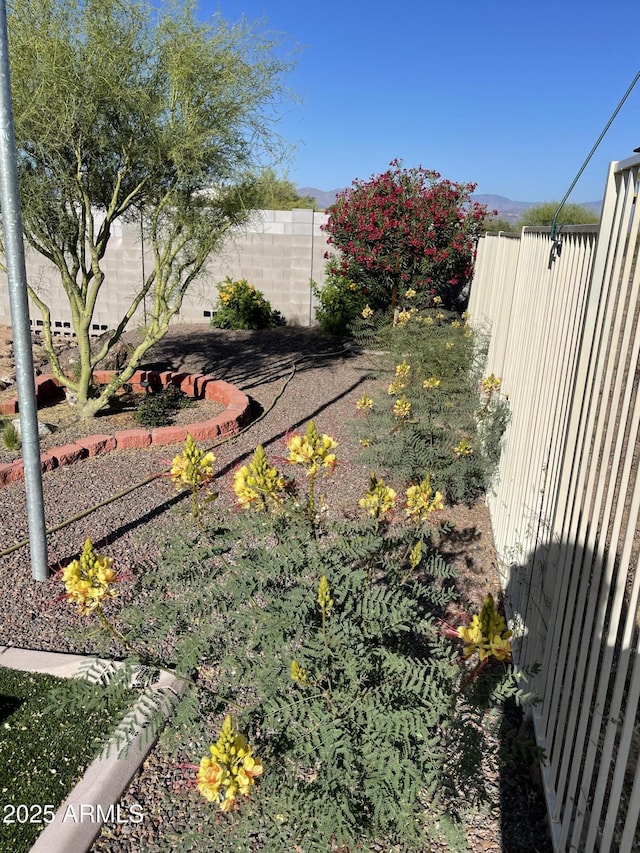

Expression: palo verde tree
xmin=5 ymin=0 xmax=292 ymax=417
xmin=321 ymin=160 xmax=490 ymax=315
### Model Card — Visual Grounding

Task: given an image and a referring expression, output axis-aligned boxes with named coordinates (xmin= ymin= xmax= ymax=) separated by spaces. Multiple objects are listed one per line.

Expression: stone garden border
xmin=0 ymin=370 xmax=251 ymax=488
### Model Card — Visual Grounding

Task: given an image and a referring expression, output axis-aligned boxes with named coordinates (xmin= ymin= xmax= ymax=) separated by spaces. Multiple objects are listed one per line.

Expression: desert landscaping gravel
xmin=0 ymin=325 xmax=552 ymax=852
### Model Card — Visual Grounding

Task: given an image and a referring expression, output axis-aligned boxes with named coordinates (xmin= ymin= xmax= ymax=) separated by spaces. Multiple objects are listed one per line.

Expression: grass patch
xmin=0 ymin=665 xmax=132 ymax=851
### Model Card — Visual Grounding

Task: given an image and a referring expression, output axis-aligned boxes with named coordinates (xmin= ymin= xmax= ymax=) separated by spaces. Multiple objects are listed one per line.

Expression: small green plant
xmin=1 ymin=418 xmax=21 ymax=451
xmin=311 ymin=271 xmax=369 ymax=335
xmin=211 ymin=277 xmax=284 ymax=330
xmin=133 ymin=384 xmax=193 ymax=428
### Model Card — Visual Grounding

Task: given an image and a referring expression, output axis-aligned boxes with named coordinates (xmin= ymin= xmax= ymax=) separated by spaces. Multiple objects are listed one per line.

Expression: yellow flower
xmin=359 ymin=471 xmax=397 ymax=518
xmin=392 ymin=395 xmax=412 ymax=420
xmin=61 ymin=538 xmax=118 ymax=615
xmin=356 ymin=394 xmax=373 ymax=411
xmin=359 ymin=437 xmax=371 ymax=447
xmin=198 ymin=715 xmax=263 ymax=811
xmin=197 ymin=758 xmax=224 ymax=802
xmin=317 ymin=575 xmax=333 ymax=616
xmin=423 ymin=376 xmax=440 ymax=390
xmin=461 ymin=310 xmax=470 ymax=322
xmin=170 ymin=434 xmax=215 ymax=490
xmin=361 ymin=304 xmax=374 ymax=319
xmin=453 ymin=437 xmax=474 ymax=457
xmin=481 ymin=374 xmax=502 ymax=395
xmin=287 ymin=421 xmax=337 ymax=477
xmin=457 ymin=594 xmax=512 ymax=662
xmin=405 ymin=477 xmax=444 ymax=519
xmin=387 ymin=378 xmax=406 ymax=395
xmin=433 ymin=295 xmax=443 ymax=306
xmin=436 ymin=311 xmax=445 ymax=321
xmin=404 ymin=288 xmax=417 ymax=299
xmin=451 ymin=320 xmax=461 ymax=328
xmin=290 ymin=660 xmax=309 ymax=685
xmin=233 ymin=445 xmax=285 ymax=511
xmin=445 ymin=341 xmax=455 ymax=351
xmin=396 ymin=309 xmax=412 ymax=326
xmin=424 ymin=316 xmax=434 ymax=326
xmin=395 ymin=361 xmax=411 ymax=380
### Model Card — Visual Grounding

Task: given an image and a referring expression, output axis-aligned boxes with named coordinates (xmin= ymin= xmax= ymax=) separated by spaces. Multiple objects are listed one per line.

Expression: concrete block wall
xmin=0 ymin=209 xmax=331 ymax=333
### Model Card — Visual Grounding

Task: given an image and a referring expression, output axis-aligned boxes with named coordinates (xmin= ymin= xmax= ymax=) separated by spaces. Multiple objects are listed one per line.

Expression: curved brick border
xmin=0 ymin=370 xmax=251 ymax=488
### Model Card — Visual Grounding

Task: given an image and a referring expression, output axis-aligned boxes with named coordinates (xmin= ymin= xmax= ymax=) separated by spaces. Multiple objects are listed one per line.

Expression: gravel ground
xmin=0 ymin=325 xmax=552 ymax=852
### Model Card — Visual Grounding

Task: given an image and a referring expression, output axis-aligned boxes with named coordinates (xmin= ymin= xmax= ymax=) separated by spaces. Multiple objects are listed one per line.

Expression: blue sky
xmin=208 ymin=0 xmax=640 ymax=202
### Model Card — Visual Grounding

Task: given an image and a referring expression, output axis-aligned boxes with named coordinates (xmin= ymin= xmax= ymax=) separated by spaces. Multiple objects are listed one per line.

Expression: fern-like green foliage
xmin=54 ymin=323 xmax=518 ymax=852
xmin=65 ymin=483 xmax=532 ymax=852
xmin=350 ymin=311 xmax=509 ymax=505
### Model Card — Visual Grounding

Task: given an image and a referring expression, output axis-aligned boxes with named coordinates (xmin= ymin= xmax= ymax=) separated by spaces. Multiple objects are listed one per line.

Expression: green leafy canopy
xmin=5 ymin=0 xmax=294 ymax=416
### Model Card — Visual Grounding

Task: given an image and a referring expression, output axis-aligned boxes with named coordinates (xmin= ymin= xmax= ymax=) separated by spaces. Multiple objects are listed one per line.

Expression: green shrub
xmin=133 ymin=385 xmax=193 ymax=428
xmin=59 ymin=424 xmax=532 ymax=852
xmin=1 ymin=418 xmax=21 ymax=451
xmin=311 ymin=271 xmax=369 ymax=335
xmin=350 ymin=307 xmax=509 ymax=505
xmin=211 ymin=277 xmax=284 ymax=330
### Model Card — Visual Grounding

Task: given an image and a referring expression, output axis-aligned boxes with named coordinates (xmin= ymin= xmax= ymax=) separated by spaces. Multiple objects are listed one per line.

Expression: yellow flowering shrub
xmin=170 ymin=434 xmax=215 ymax=490
xmin=197 ymin=714 xmax=263 ymax=811
xmin=170 ymin=434 xmax=217 ymax=518
xmin=286 ymin=421 xmax=337 ymax=478
xmin=405 ymin=477 xmax=444 ymax=519
xmin=359 ymin=472 xmax=397 ymax=519
xmin=481 ymin=374 xmax=502 ymax=395
xmin=453 ymin=437 xmax=474 ymax=457
xmin=395 ymin=361 xmax=411 ymax=381
xmin=392 ymin=395 xmax=412 ymax=420
xmin=422 ymin=376 xmax=440 ymax=390
xmin=457 ymin=593 xmax=512 ymax=662
xmin=61 ymin=538 xmax=118 ymax=614
xmin=233 ymin=445 xmax=285 ymax=511
xmin=356 ymin=394 xmax=374 ymax=411
xmin=290 ymin=659 xmax=309 ymax=685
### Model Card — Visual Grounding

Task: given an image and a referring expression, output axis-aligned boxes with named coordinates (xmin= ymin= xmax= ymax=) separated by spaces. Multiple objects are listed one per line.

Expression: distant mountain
xmin=298 ymin=187 xmax=602 ymax=224
xmin=296 ymin=187 xmax=343 ymax=210
xmin=472 ymin=194 xmax=602 ymax=225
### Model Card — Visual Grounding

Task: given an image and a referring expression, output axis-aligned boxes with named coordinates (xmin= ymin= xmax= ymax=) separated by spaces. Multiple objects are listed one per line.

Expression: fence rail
xmin=468 ymin=151 xmax=640 ymax=851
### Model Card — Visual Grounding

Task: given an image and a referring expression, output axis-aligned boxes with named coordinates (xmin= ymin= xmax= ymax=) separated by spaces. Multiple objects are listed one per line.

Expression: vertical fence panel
xmin=467 ymin=151 xmax=640 ymax=851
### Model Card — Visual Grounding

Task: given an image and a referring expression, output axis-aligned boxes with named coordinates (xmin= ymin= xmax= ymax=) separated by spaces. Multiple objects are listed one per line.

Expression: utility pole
xmin=0 ymin=0 xmax=48 ymax=580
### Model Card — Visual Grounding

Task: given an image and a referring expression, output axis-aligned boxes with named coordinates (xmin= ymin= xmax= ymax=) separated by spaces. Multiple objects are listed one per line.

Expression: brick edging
xmin=0 ymin=371 xmax=250 ymax=488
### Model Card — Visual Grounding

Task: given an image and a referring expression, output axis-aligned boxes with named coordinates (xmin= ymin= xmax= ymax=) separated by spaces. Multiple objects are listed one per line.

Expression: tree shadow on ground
xmin=137 ymin=326 xmax=354 ymax=391
xmin=55 ymin=374 xmax=369 ymax=565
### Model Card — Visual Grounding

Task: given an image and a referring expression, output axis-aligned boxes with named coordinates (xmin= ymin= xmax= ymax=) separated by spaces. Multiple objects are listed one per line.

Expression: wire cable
xmin=550 ymin=69 xmax=640 ymax=241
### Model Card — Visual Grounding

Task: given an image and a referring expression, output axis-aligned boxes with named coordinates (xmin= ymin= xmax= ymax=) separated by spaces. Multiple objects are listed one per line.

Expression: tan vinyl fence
xmin=468 ymin=151 xmax=640 ymax=851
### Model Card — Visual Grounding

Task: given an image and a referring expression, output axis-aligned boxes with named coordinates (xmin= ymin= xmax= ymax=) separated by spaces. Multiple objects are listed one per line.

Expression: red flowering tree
xmin=321 ymin=160 xmax=491 ymax=315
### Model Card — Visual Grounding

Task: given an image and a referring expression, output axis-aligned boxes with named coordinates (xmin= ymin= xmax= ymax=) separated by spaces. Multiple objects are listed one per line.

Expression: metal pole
xmin=0 ymin=0 xmax=48 ymax=579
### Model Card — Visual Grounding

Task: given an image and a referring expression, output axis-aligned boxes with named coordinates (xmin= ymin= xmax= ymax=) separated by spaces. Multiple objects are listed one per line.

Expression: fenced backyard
xmin=468 ymin=151 xmax=640 ymax=851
